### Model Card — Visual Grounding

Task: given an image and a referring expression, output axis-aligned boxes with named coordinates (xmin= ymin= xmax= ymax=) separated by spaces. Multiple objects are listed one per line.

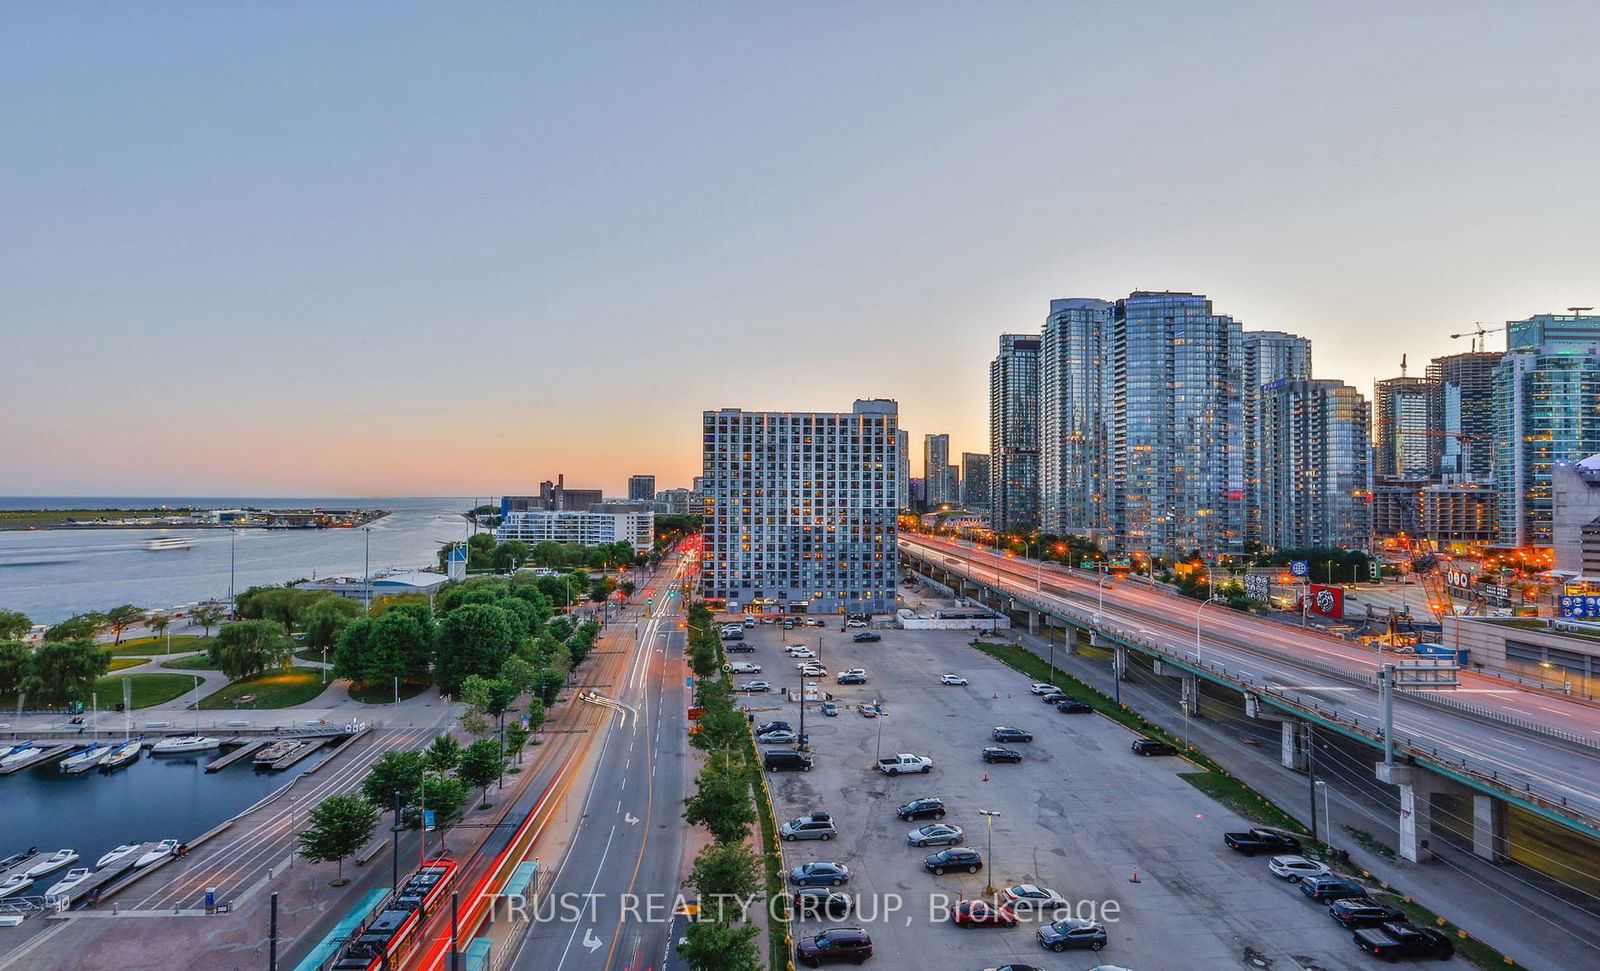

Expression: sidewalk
xmin=1003 ymin=627 xmax=1597 ymax=971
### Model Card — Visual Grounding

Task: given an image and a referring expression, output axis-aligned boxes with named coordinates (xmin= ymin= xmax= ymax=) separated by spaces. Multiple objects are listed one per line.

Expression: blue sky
xmin=4 ymin=2 xmax=1597 ymax=495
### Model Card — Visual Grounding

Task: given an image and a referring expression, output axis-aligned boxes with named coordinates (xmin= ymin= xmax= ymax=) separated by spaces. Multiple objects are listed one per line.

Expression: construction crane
xmin=1449 ymin=322 xmax=1508 ymax=352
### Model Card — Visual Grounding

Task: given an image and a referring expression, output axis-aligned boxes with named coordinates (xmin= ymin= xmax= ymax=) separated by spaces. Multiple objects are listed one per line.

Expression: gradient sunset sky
xmin=4 ymin=2 xmax=1597 ymax=497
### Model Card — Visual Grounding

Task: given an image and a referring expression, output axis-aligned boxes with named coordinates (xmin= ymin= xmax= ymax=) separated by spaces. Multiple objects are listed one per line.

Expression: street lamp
xmin=1193 ymin=595 xmax=1226 ymax=667
xmin=1186 ymin=596 xmax=1225 ymax=753
xmin=362 ymin=526 xmax=372 ymax=613
xmin=977 ymin=809 xmax=1001 ymax=896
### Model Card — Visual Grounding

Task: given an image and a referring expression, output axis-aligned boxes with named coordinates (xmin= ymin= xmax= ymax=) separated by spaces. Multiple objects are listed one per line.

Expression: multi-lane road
xmin=902 ymin=535 xmax=1600 ymax=828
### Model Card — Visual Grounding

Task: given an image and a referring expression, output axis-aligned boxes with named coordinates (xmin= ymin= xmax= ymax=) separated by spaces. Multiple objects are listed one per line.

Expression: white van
xmin=729 ymin=661 xmax=762 ymax=674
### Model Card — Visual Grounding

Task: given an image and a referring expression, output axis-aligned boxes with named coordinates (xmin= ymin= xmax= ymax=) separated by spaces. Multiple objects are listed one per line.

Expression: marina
xmin=0 ymin=743 xmax=76 ymax=775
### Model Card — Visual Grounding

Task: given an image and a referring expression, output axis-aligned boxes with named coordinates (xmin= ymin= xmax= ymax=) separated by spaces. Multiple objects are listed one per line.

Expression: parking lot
xmin=736 ymin=618 xmax=1464 ymax=970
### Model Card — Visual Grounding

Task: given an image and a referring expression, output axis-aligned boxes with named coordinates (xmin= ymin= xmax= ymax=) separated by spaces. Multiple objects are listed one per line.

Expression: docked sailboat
xmin=44 ymin=867 xmax=91 ymax=903
xmin=100 ymin=738 xmax=142 ymax=770
xmin=134 ymin=840 xmax=178 ymax=868
xmin=150 ymin=735 xmax=221 ymax=755
xmin=24 ymin=849 xmax=79 ymax=879
xmin=60 ymin=744 xmax=110 ymax=774
xmin=0 ymin=873 xmax=32 ymax=899
xmin=0 ymin=743 xmax=37 ymax=769
xmin=253 ymin=739 xmax=300 ymax=764
xmin=96 ymin=844 xmax=141 ymax=870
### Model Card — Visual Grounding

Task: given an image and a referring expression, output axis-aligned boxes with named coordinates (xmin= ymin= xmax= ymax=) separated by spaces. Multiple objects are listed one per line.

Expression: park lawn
xmin=161 ymin=654 xmax=220 ymax=671
xmin=293 ymin=647 xmax=331 ymax=664
xmin=348 ymin=680 xmax=432 ymax=705
xmin=107 ymin=657 xmax=151 ymax=672
xmin=93 ymin=672 xmax=203 ymax=709
xmin=198 ymin=668 xmax=330 ymax=709
xmin=106 ymin=634 xmax=211 ymax=657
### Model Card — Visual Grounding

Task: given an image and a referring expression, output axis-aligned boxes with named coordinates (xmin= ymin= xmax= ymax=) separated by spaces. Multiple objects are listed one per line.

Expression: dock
xmin=0 ymin=851 xmax=49 ymax=882
xmin=203 ymin=739 xmax=268 ymax=773
xmin=47 ymin=842 xmax=164 ymax=909
xmin=268 ymin=738 xmax=328 ymax=771
xmin=0 ymin=744 xmax=77 ymax=775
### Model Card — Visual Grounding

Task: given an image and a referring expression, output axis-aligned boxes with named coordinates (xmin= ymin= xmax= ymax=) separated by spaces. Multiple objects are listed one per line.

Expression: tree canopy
xmin=433 ymin=604 xmax=521 ymax=694
xmin=298 ymin=794 xmax=379 ymax=880
xmin=209 ymin=619 xmax=295 ymax=681
xmin=19 ymin=639 xmax=109 ymax=707
xmin=0 ymin=610 xmax=30 ymax=642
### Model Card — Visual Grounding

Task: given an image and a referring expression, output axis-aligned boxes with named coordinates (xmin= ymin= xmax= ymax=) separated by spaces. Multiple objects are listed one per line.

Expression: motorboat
xmin=134 ymin=840 xmax=178 ymax=868
xmin=146 ymin=537 xmax=193 ymax=551
xmin=150 ymin=735 xmax=220 ymax=755
xmin=45 ymin=867 xmax=91 ymax=902
xmin=0 ymin=873 xmax=32 ymax=899
xmin=25 ymin=849 xmax=79 ymax=879
xmin=96 ymin=844 xmax=141 ymax=870
xmin=254 ymin=739 xmax=300 ymax=764
xmin=60 ymin=744 xmax=110 ymax=774
xmin=100 ymin=739 xmax=142 ymax=770
xmin=0 ymin=743 xmax=37 ymax=769
xmin=0 ymin=849 xmax=34 ymax=872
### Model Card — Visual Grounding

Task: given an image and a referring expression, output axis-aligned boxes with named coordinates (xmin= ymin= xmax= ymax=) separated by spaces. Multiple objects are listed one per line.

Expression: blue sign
xmin=1560 ymin=595 xmax=1600 ymax=618
xmin=1290 ymin=560 xmax=1309 ymax=578
xmin=423 ymin=809 xmax=437 ymax=831
xmin=685 ymin=676 xmax=694 ymax=687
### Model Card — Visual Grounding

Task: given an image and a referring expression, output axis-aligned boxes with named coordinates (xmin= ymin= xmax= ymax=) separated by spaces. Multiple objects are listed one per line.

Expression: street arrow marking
xmin=624 ymin=812 xmax=640 ymax=825
xmin=584 ymin=928 xmax=602 ymax=952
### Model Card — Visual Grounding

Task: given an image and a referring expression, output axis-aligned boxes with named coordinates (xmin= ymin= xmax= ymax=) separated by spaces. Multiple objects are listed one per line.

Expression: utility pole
xmin=392 ymin=791 xmax=402 ymax=893
xmin=977 ymin=809 xmax=1000 ymax=896
xmin=363 ymin=526 xmax=372 ymax=613
xmin=268 ymin=891 xmax=279 ymax=970
xmin=1379 ymin=664 xmax=1395 ymax=766
xmin=450 ymin=890 xmax=460 ymax=971
xmin=1306 ymin=724 xmax=1318 ymax=842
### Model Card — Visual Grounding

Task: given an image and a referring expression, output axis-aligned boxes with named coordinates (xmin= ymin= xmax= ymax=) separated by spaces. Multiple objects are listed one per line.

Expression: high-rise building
xmin=1373 ymin=375 xmax=1444 ymax=480
xmin=1258 ymin=379 xmax=1370 ymax=551
xmin=1041 ymin=298 xmax=1113 ymax=538
xmin=1107 ymin=292 xmax=1245 ymax=555
xmin=1427 ymin=351 xmax=1502 ymax=479
xmin=1493 ymin=312 xmax=1600 ymax=547
xmin=923 ymin=434 xmax=952 ymax=505
xmin=990 ymin=334 xmax=1042 ymax=532
xmin=495 ymin=509 xmax=655 ymax=551
xmin=896 ymin=429 xmax=911 ymax=512
xmin=1553 ymin=456 xmax=1600 ymax=579
xmin=960 ymin=452 xmax=991 ymax=511
xmin=700 ymin=399 xmax=899 ymax=614
xmin=628 ymin=475 xmax=656 ymax=501
xmin=1242 ymin=331 xmax=1313 ymax=546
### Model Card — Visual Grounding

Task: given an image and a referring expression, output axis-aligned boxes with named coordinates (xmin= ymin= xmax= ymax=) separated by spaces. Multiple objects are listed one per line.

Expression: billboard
xmin=1446 ymin=568 xmax=1473 ymax=590
xmin=1243 ymin=574 xmax=1270 ymax=602
xmin=1290 ymin=560 xmax=1309 ymax=578
xmin=1560 ymin=595 xmax=1600 ymax=619
xmin=1308 ymin=584 xmax=1344 ymax=620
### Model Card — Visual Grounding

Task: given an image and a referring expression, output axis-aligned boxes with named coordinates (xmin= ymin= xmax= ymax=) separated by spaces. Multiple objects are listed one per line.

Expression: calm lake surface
xmin=0 ymin=496 xmax=474 ymax=623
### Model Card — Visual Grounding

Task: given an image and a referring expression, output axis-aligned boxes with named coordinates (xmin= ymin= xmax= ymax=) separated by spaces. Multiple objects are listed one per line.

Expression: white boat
xmin=45 ymin=867 xmax=91 ymax=902
xmin=25 ymin=849 xmax=79 ymax=879
xmin=0 ymin=873 xmax=32 ymax=899
xmin=146 ymin=537 xmax=192 ymax=551
xmin=96 ymin=844 xmax=141 ymax=870
xmin=134 ymin=840 xmax=178 ymax=868
xmin=100 ymin=739 xmax=142 ymax=770
xmin=150 ymin=735 xmax=221 ymax=755
xmin=0 ymin=743 xmax=37 ymax=769
xmin=60 ymin=744 xmax=110 ymax=774
xmin=253 ymin=739 xmax=300 ymax=764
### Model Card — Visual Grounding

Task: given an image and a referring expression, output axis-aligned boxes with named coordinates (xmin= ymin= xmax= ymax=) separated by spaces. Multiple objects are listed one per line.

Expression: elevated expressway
xmin=900 ymin=535 xmax=1600 ymax=855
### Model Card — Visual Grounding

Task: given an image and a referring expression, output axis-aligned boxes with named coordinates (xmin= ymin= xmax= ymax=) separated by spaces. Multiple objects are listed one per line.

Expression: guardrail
xmin=907 ymin=545 xmax=1600 ymax=832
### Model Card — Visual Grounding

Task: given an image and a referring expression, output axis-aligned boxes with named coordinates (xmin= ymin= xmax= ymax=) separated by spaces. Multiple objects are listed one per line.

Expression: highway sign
xmin=423 ymin=810 xmax=436 ymax=831
xmin=1560 ymin=595 xmax=1600 ymax=618
xmin=1290 ymin=560 xmax=1309 ymax=578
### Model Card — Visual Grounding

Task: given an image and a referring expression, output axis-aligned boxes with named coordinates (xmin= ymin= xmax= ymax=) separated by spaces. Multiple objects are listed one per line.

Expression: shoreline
xmin=0 ymin=508 xmax=393 ymax=532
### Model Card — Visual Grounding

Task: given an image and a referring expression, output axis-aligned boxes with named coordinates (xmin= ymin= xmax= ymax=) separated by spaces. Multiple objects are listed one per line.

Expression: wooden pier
xmin=267 ymin=738 xmax=328 ymax=771
xmin=46 ymin=842 xmax=164 ymax=908
xmin=0 ymin=851 xmax=49 ymax=882
xmin=0 ymin=744 xmax=77 ymax=775
xmin=203 ymin=739 xmax=268 ymax=773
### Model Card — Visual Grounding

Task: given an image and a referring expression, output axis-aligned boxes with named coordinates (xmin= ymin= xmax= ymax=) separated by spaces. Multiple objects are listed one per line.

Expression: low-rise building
xmin=1420 ymin=480 xmax=1497 ymax=551
xmin=300 ymin=570 xmax=450 ymax=602
xmin=495 ymin=509 xmax=654 ymax=552
xmin=1554 ymin=455 xmax=1600 ymax=580
xmin=655 ymin=488 xmax=694 ymax=515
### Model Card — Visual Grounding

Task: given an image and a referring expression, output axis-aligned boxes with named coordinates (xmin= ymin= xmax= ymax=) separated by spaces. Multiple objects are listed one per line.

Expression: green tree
xmin=619 ymin=581 xmax=636 ymax=598
xmin=491 ymin=540 xmax=530 ymax=573
xmin=686 ymin=839 xmax=762 ymax=903
xmin=690 ymin=705 xmax=748 ymax=753
xmin=677 ymin=920 xmax=761 ymax=971
xmin=102 ymin=604 xmax=146 ymax=646
xmin=369 ymin=592 xmax=431 ymax=618
xmin=335 ymin=610 xmax=433 ymax=686
xmin=456 ymin=738 xmax=504 ymax=808
xmin=683 ymin=755 xmax=756 ymax=843
xmin=190 ymin=602 xmax=226 ymax=637
xmin=499 ymin=654 xmax=538 ymax=695
xmin=304 ymin=597 xmax=364 ymax=652
xmin=504 ymin=722 xmax=529 ymax=765
xmin=297 ymin=793 xmax=379 ymax=881
xmin=461 ymin=675 xmax=518 ymax=722
xmin=362 ymin=750 xmax=426 ymax=808
xmin=0 ymin=610 xmax=32 ymax=642
xmin=433 ymin=604 xmax=521 ymax=695
xmin=19 ymin=640 xmax=109 ymax=707
xmin=44 ymin=612 xmax=104 ymax=642
xmin=143 ymin=611 xmax=171 ymax=644
xmin=425 ymin=733 xmax=462 ymax=773
xmin=209 ymin=619 xmax=295 ymax=681
xmin=419 ymin=774 xmax=468 ymax=830
xmin=524 ymin=692 xmax=547 ymax=734
xmin=0 ymin=641 xmax=30 ymax=696
xmin=258 ymin=587 xmax=324 ymax=631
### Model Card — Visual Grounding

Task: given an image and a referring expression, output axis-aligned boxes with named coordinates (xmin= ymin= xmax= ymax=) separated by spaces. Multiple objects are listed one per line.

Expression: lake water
xmin=0 ymin=496 xmax=475 ymax=624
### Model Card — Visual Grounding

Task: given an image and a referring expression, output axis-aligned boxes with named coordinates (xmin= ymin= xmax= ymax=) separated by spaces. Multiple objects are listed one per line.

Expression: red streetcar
xmin=332 ymin=858 xmax=458 ymax=970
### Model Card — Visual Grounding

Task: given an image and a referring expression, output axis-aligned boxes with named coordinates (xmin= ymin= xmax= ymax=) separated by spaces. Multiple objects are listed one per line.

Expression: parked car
xmin=895 ymin=797 xmax=946 ymax=821
xmin=1028 ymin=683 xmax=1059 ymax=695
xmin=1003 ymin=884 xmax=1067 ymax=910
xmin=923 ymin=847 xmax=983 ymax=875
xmin=846 ymin=620 xmax=868 ymax=628
xmin=761 ymin=616 xmax=777 ymax=625
xmin=1352 ymin=922 xmax=1454 ymax=960
xmin=852 ymin=632 xmax=881 ymax=642
xmin=1036 ymin=917 xmax=1107 ymax=952
xmin=788 ymin=861 xmax=850 ymax=887
xmin=743 ymin=617 xmax=757 ymax=628
xmin=781 ymin=813 xmax=837 ymax=842
xmin=1130 ymin=738 xmax=1176 ymax=757
xmin=906 ymin=823 xmax=964 ymax=847
xmin=1042 ymin=692 xmax=1072 ymax=705
xmin=1299 ymin=875 xmax=1368 ymax=903
xmin=982 ymin=747 xmax=1023 ymax=764
xmin=758 ymin=729 xmax=804 ymax=745
xmin=756 ymin=721 xmax=792 ymax=736
xmin=950 ymin=899 xmax=1017 ymax=927
xmin=939 ymin=673 xmax=968 ymax=685
xmin=725 ymin=643 xmax=756 ymax=653
xmin=787 ymin=646 xmax=816 ymax=658
xmin=1268 ymin=855 xmax=1330 ymax=882
xmin=1326 ymin=897 xmax=1407 ymax=929
xmin=1224 ymin=828 xmax=1303 ymax=856
xmin=856 ymin=703 xmax=880 ymax=718
xmin=836 ymin=672 xmax=867 ymax=685
xmin=739 ymin=680 xmax=771 ymax=693
xmin=1054 ymin=699 xmax=1093 ymax=713
xmin=878 ymin=753 xmax=933 ymax=775
xmin=794 ymin=927 xmax=873 ymax=968
xmin=838 ymin=668 xmax=867 ymax=679
xmin=764 ymin=749 xmax=814 ymax=773
xmin=729 ymin=661 xmax=762 ymax=674
xmin=819 ymin=702 xmax=839 ymax=717
xmin=792 ymin=887 xmax=853 ymax=920
xmin=799 ymin=663 xmax=828 ymax=677
xmin=992 ymin=727 xmax=1033 ymax=743
xmin=980 ymin=966 xmax=1044 ymax=971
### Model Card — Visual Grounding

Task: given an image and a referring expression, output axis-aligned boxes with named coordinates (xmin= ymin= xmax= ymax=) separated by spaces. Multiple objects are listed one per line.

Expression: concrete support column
xmin=1111 ymin=645 xmax=1127 ymax=680
xmin=1473 ymin=794 xmax=1509 ymax=863
xmin=1280 ymin=720 xmax=1307 ymax=771
xmin=1027 ymin=610 xmax=1039 ymax=636
xmin=1180 ymin=674 xmax=1198 ymax=716
xmin=1088 ymin=630 xmax=1100 ymax=648
xmin=1398 ymin=784 xmax=1434 ymax=863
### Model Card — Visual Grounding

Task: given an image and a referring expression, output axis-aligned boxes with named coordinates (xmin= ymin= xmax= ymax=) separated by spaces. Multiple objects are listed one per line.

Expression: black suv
xmin=1299 ymin=875 xmax=1367 ymax=903
xmin=1131 ymin=738 xmax=1176 ymax=756
xmin=895 ymin=797 xmax=946 ymax=821
xmin=991 ymin=727 xmax=1033 ymax=743
xmin=982 ymin=747 xmax=1023 ymax=764
xmin=763 ymin=749 xmax=814 ymax=773
xmin=852 ymin=632 xmax=881 ymax=643
xmin=795 ymin=927 xmax=873 ymax=967
xmin=1327 ymin=897 xmax=1406 ymax=929
xmin=1353 ymin=922 xmax=1454 ymax=960
xmin=757 ymin=721 xmax=793 ymax=736
xmin=1036 ymin=917 xmax=1107 ymax=952
xmin=923 ymin=847 xmax=983 ymax=875
xmin=1054 ymin=699 xmax=1093 ymax=713
xmin=791 ymin=888 xmax=853 ymax=921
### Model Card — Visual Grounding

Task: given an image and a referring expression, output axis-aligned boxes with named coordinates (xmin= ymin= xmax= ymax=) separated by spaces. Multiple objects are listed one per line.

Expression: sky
xmin=4 ymin=2 xmax=1598 ymax=497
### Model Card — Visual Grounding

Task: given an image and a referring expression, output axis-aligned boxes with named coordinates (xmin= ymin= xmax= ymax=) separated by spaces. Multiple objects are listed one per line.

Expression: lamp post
xmin=1187 ymin=596 xmax=1225 ymax=752
xmin=977 ymin=809 xmax=1000 ymax=896
xmin=362 ymin=527 xmax=372 ymax=613
xmin=1096 ymin=564 xmax=1110 ymax=624
xmin=228 ymin=527 xmax=238 ymax=612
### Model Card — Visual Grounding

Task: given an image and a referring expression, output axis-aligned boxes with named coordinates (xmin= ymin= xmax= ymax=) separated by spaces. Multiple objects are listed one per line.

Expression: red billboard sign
xmin=1308 ymin=584 xmax=1344 ymax=620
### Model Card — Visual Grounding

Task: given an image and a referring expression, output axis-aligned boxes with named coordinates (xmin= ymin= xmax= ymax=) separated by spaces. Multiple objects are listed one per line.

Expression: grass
xmin=293 ymin=647 xmax=330 ymax=664
xmin=0 ymin=507 xmax=201 ymax=529
xmin=160 ymin=654 xmax=219 ymax=671
xmin=348 ymin=680 xmax=433 ymax=705
xmin=93 ymin=672 xmax=202 ymax=709
xmin=197 ymin=668 xmax=330 ymax=709
xmin=1178 ymin=771 xmax=1303 ymax=832
xmin=107 ymin=657 xmax=150 ymax=672
xmin=105 ymin=635 xmax=210 ymax=657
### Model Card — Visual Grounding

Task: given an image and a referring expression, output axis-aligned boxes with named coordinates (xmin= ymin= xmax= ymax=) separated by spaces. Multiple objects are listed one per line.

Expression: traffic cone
xmin=1129 ymin=868 xmax=1141 ymax=883
xmin=982 ymin=772 xmax=989 ymax=782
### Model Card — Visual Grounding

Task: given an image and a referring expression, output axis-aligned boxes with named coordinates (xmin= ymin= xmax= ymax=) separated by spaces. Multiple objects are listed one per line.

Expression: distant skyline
xmin=4 ymin=3 xmax=1598 ymax=495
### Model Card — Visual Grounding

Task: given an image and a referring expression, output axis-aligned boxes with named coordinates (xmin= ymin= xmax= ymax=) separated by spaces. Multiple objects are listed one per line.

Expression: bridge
xmin=900 ymin=534 xmax=1600 ymax=860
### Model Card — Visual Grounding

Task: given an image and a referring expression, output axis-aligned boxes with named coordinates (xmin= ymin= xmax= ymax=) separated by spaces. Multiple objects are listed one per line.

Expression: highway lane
xmin=509 ymin=605 xmax=691 ymax=971
xmin=903 ymin=536 xmax=1600 ymax=823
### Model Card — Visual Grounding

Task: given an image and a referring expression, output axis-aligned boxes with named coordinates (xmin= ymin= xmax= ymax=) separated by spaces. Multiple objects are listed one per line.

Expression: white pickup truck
xmin=877 ymin=753 xmax=933 ymax=775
